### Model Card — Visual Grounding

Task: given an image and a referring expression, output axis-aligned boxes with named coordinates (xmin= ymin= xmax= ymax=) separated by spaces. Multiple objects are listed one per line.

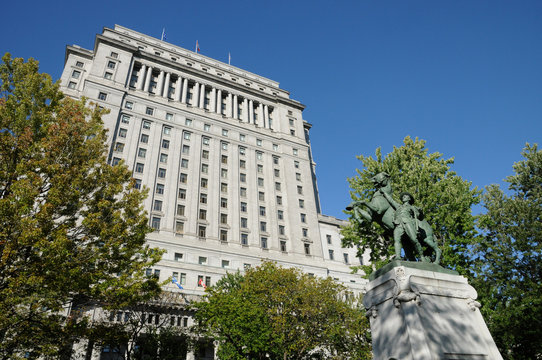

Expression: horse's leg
xmin=393 ymin=227 xmax=404 ymax=260
xmin=419 ymin=222 xmax=441 ymax=264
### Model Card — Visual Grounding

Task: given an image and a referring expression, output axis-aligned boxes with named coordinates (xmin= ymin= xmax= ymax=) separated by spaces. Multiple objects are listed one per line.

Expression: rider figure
xmin=388 ymin=192 xmax=425 ymax=261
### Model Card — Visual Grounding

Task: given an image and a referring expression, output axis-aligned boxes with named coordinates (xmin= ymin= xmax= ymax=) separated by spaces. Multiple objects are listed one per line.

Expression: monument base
xmin=363 ymin=262 xmax=502 ymax=360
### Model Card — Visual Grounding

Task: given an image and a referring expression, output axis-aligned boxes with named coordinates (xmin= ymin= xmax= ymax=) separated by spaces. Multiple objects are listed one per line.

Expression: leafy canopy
xmin=193 ymin=262 xmax=372 ymax=360
xmin=343 ymin=137 xmax=481 ymax=275
xmin=0 ymin=53 xmax=162 ymax=359
xmin=474 ymin=143 xmax=542 ymax=359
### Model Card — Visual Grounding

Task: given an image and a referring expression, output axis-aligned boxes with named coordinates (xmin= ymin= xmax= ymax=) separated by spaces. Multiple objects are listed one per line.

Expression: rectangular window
xmin=153 ymin=200 xmax=163 ymax=211
xmin=304 ymin=243 xmax=311 ymax=255
xmin=257 ymin=164 xmax=263 ymax=173
xmin=344 ymin=253 xmax=350 ymax=264
xmin=200 ymin=193 xmax=207 ymax=204
xmin=197 ymin=275 xmax=204 ymax=287
xmin=239 ymin=160 xmax=246 ymax=169
xmin=241 ymin=233 xmax=248 ymax=245
xmin=125 ymin=101 xmax=133 ymax=110
xmin=166 ymin=113 xmax=173 ymax=121
xmin=240 ymin=217 xmax=248 ymax=228
xmin=151 ymin=216 xmax=161 ymax=230
xmin=114 ymin=142 xmax=124 ymax=152
xmin=280 ymin=241 xmax=287 ymax=252
xmin=68 ymin=81 xmax=76 ymax=89
xmin=279 ymin=225 xmax=285 ymax=235
xmin=222 ymin=129 xmax=228 ymax=137
xmin=276 ymin=196 xmax=282 ymax=205
xmin=239 ymin=146 xmax=246 ymax=155
xmin=157 ymin=168 xmax=166 ymax=178
xmin=178 ymin=188 xmax=186 ymax=199
xmin=221 ymin=198 xmax=228 ymax=208
xmin=240 ymin=187 xmax=247 ymax=197
xmin=174 ymin=252 xmax=183 ymax=261
xmin=221 ymin=183 xmax=228 ymax=193
xmin=121 ymin=114 xmax=130 ymax=124
xmin=75 ymin=61 xmax=84 ymax=67
xmin=201 ymin=178 xmax=208 ymax=188
xmin=184 ymin=132 xmax=191 ymax=140
xmin=240 ymin=173 xmax=246 ymax=183
xmin=241 ymin=202 xmax=247 ymax=212
xmin=260 ymin=221 xmax=267 ymax=232
xmin=140 ymin=134 xmax=148 ymax=143
xmin=163 ymin=126 xmax=171 ymax=135
xmin=258 ymin=192 xmax=265 ymax=201
xmin=273 ymin=156 xmax=279 ymax=165
xmin=222 ymin=260 xmax=230 ymax=268
xmin=135 ymin=163 xmax=144 ymax=173
xmin=142 ymin=120 xmax=151 ymax=129
xmin=162 ymin=139 xmax=170 ymax=149
xmin=185 ymin=118 xmax=193 ymax=126
xmin=221 ymin=168 xmax=228 ymax=178
xmin=177 ymin=204 xmax=185 ymax=216
xmin=179 ymin=173 xmax=188 ymax=184
xmin=145 ymin=107 xmax=154 ymax=115
xmin=275 ymin=182 xmax=281 ymax=191
xmin=134 ymin=179 xmax=142 ymax=190
xmin=278 ymin=210 xmax=284 ymax=220
xmin=297 ymin=186 xmax=303 ymax=195
xmin=199 ymin=209 xmax=207 ymax=220
xmin=155 ymin=184 xmax=164 ymax=195
xmin=181 ymin=159 xmax=189 ymax=168
xmin=107 ymin=61 xmax=116 ymax=69
xmin=221 ymin=142 xmax=229 ymax=150
xmin=198 ymin=256 xmax=207 ymax=265
xmin=299 ymin=199 xmax=305 ymax=208
xmin=300 ymin=213 xmax=306 ymax=223
xmin=258 ymin=178 xmax=264 ymax=187
xmin=220 ymin=229 xmax=228 ymax=242
xmin=302 ymin=228 xmax=308 ymax=237
xmin=274 ymin=169 xmax=280 ymax=177
xmin=326 ymin=234 xmax=332 ymax=244
xmin=239 ymin=134 xmax=246 ymax=142
xmin=273 ymin=144 xmax=279 ymax=151
xmin=293 ymin=148 xmax=298 ymax=156
xmin=160 ymin=153 xmax=168 ymax=163
xmin=256 ymin=151 xmax=263 ymax=160
xmin=98 ymin=92 xmax=107 ymax=101
xmin=137 ymin=148 xmax=146 ymax=158
xmin=220 ymin=213 xmax=228 ymax=224
xmin=294 ymin=161 xmax=300 ymax=169
xmin=111 ymin=157 xmax=120 ymax=166
xmin=256 ymin=139 xmax=262 ymax=147
xmin=261 ymin=237 xmax=268 ymax=249
xmin=118 ymin=128 xmax=127 ymax=138
xmin=182 ymin=145 xmax=190 ymax=154
xmin=221 ymin=155 xmax=228 ymax=164
xmin=198 ymin=226 xmax=206 ymax=237
xmin=201 ymin=164 xmax=208 ymax=173
xmin=202 ymin=150 xmax=209 ymax=159
xmin=259 ymin=206 xmax=266 ymax=216
xmin=329 ymin=250 xmax=335 ymax=260
xmin=204 ymin=124 xmax=211 ymax=132
xmin=296 ymin=173 xmax=301 ymax=181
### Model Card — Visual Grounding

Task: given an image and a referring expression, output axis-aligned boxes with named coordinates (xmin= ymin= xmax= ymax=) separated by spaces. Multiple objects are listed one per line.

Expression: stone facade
xmin=59 ymin=25 xmax=367 ymax=300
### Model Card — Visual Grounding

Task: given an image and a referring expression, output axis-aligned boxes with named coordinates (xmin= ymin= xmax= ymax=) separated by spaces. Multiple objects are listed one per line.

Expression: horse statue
xmin=346 ymin=172 xmax=441 ymax=264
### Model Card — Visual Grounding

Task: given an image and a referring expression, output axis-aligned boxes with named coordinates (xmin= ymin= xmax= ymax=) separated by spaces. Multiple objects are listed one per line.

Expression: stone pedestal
xmin=363 ymin=261 xmax=502 ymax=360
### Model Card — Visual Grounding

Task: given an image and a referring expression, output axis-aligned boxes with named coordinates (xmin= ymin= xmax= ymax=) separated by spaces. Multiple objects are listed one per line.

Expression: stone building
xmin=59 ymin=25 xmax=368 ymax=359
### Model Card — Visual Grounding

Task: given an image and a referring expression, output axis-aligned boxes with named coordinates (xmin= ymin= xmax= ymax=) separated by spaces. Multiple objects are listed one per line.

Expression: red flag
xmin=196 ymin=40 xmax=200 ymax=53
xmin=198 ymin=277 xmax=207 ymax=288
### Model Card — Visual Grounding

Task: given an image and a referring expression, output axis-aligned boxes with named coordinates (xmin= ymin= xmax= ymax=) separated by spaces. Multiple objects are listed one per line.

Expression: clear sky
xmin=3 ymin=0 xmax=541 ymax=219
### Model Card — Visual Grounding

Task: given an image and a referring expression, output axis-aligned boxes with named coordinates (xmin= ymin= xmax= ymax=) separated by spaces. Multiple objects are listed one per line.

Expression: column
xmin=216 ymin=89 xmax=222 ymax=114
xmin=181 ymin=78 xmax=188 ymax=103
xmin=136 ymin=64 xmax=146 ymax=90
xmin=143 ymin=67 xmax=152 ymax=92
xmin=263 ymin=104 xmax=269 ymax=129
xmin=156 ymin=70 xmax=164 ymax=96
xmin=257 ymin=103 xmax=264 ymax=128
xmin=199 ymin=84 xmax=205 ymax=109
xmin=210 ymin=88 xmax=216 ymax=113
xmin=242 ymin=98 xmax=248 ymax=122
xmin=175 ymin=76 xmax=182 ymax=102
xmin=192 ymin=82 xmax=200 ymax=107
xmin=248 ymin=99 xmax=254 ymax=124
xmin=268 ymin=107 xmax=274 ymax=130
xmin=162 ymin=72 xmax=171 ymax=98
xmin=232 ymin=94 xmax=238 ymax=119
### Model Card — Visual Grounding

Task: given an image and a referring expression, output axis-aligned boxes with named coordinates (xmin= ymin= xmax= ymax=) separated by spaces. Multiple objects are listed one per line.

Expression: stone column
xmin=175 ymin=76 xmax=182 ymax=102
xmin=162 ymin=72 xmax=171 ymax=98
xmin=243 ymin=98 xmax=249 ymax=123
xmin=216 ymin=89 xmax=222 ymax=114
xmin=156 ymin=70 xmax=164 ymax=96
xmin=249 ymin=99 xmax=254 ymax=124
xmin=143 ymin=67 xmax=152 ymax=92
xmin=232 ymin=94 xmax=238 ymax=119
xmin=192 ymin=82 xmax=200 ymax=107
xmin=181 ymin=78 xmax=188 ymax=103
xmin=257 ymin=103 xmax=264 ymax=127
xmin=199 ymin=83 xmax=206 ymax=109
xmin=210 ymin=87 xmax=216 ymax=112
xmin=263 ymin=104 xmax=269 ymax=129
xmin=136 ymin=64 xmax=146 ymax=90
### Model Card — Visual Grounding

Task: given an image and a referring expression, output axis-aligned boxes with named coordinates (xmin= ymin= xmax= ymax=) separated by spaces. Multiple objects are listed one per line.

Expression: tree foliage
xmin=0 ymin=54 xmax=162 ymax=359
xmin=343 ymin=137 xmax=481 ymax=275
xmin=192 ymin=262 xmax=371 ymax=360
xmin=473 ymin=143 xmax=542 ymax=359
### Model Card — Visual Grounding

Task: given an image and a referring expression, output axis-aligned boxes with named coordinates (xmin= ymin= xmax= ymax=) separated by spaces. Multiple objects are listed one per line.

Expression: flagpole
xmin=228 ymin=52 xmax=231 ymax=65
xmin=161 ymin=28 xmax=165 ymax=41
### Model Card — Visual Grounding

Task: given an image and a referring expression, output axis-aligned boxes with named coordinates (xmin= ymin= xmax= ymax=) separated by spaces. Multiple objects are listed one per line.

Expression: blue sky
xmin=3 ymin=1 xmax=541 ymax=218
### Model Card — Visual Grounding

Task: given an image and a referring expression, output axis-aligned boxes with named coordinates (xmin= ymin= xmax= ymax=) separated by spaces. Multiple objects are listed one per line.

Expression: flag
xmin=171 ymin=276 xmax=183 ymax=289
xmin=161 ymin=28 xmax=166 ymax=41
xmin=198 ymin=278 xmax=207 ymax=289
xmin=228 ymin=52 xmax=231 ymax=65
xmin=196 ymin=40 xmax=200 ymax=53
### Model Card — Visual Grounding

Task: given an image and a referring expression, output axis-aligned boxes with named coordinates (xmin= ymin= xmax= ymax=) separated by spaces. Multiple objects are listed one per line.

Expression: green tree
xmin=343 ymin=137 xmax=481 ymax=275
xmin=193 ymin=262 xmax=371 ymax=360
xmin=474 ymin=143 xmax=542 ymax=359
xmin=0 ymin=54 xmax=162 ymax=359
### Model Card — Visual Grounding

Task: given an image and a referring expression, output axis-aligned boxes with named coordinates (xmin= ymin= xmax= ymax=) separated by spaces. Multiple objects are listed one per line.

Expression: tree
xmin=343 ymin=137 xmax=481 ymax=275
xmin=473 ymin=143 xmax=542 ymax=359
xmin=0 ymin=54 xmax=162 ymax=359
xmin=192 ymin=262 xmax=371 ymax=360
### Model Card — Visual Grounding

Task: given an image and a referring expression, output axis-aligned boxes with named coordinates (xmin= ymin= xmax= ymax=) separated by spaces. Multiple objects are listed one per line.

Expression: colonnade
xmin=131 ymin=62 xmax=274 ymax=130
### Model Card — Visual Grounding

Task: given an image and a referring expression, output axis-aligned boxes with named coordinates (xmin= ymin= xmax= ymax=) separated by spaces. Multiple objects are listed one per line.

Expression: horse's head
xmin=371 ymin=172 xmax=390 ymax=187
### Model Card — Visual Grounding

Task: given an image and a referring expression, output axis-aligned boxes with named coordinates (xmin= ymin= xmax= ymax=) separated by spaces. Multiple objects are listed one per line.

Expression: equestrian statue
xmin=346 ymin=172 xmax=441 ymax=264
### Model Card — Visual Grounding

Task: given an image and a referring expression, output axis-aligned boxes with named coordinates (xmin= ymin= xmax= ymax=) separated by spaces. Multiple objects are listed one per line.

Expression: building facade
xmin=60 ymin=25 xmax=367 ymax=304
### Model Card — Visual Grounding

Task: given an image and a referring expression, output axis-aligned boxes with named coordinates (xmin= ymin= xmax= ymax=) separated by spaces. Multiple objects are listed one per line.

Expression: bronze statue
xmin=346 ymin=173 xmax=441 ymax=264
